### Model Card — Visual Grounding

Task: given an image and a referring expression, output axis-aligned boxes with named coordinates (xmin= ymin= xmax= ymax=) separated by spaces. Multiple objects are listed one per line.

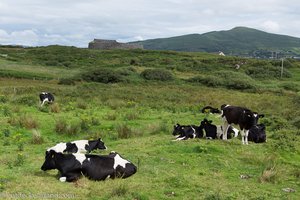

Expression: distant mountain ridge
xmin=131 ymin=27 xmax=300 ymax=57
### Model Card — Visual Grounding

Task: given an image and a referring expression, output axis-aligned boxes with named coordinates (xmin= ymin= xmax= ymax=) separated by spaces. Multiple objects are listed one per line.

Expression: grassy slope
xmin=0 ymin=47 xmax=299 ymax=199
xmin=133 ymin=27 xmax=300 ymax=54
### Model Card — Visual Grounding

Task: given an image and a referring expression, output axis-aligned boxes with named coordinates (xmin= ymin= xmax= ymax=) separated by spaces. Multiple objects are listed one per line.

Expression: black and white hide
xmin=172 ymin=124 xmax=203 ymax=141
xmin=41 ymin=151 xmax=137 ymax=182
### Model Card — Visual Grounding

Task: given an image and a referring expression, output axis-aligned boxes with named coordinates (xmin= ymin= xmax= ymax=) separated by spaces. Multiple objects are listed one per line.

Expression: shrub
xmin=270 ymin=129 xmax=298 ymax=152
xmin=3 ymin=129 xmax=10 ymax=137
xmin=54 ymin=119 xmax=80 ymax=135
xmin=0 ymin=95 xmax=8 ymax=103
xmin=49 ymin=103 xmax=60 ymax=113
xmin=259 ymin=156 xmax=278 ymax=183
xmin=279 ymin=82 xmax=300 ymax=92
xmin=140 ymin=69 xmax=174 ymax=81
xmin=14 ymin=153 xmax=25 ymax=167
xmin=31 ymin=129 xmax=44 ymax=144
xmin=81 ymin=68 xmax=123 ymax=83
xmin=18 ymin=115 xmax=39 ymax=129
xmin=187 ymin=75 xmax=224 ymax=87
xmin=55 ymin=119 xmax=68 ymax=134
xmin=58 ymin=78 xmax=76 ymax=85
xmin=15 ymin=95 xmax=37 ymax=106
xmin=116 ymin=124 xmax=133 ymax=139
xmin=77 ymin=100 xmax=88 ymax=110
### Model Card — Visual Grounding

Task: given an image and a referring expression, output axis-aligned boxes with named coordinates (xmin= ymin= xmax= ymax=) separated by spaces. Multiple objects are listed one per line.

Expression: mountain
xmin=131 ymin=27 xmax=300 ymax=57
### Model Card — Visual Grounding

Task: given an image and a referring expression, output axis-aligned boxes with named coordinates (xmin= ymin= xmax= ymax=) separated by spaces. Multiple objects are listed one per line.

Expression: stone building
xmin=88 ymin=39 xmax=143 ymax=50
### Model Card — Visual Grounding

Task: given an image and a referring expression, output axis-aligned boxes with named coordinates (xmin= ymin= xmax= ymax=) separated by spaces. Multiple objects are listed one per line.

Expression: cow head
xmin=253 ymin=112 xmax=265 ymax=124
xmin=41 ymin=150 xmax=57 ymax=171
xmin=93 ymin=138 xmax=107 ymax=150
xmin=172 ymin=124 xmax=184 ymax=136
xmin=199 ymin=118 xmax=213 ymax=128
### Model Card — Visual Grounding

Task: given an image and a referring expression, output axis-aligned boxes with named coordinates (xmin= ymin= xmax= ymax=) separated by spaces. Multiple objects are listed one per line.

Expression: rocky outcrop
xmin=88 ymin=39 xmax=143 ymax=50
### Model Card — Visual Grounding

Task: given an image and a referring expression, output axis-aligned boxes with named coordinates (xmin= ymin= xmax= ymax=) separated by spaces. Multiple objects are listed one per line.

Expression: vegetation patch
xmin=140 ymin=68 xmax=174 ymax=81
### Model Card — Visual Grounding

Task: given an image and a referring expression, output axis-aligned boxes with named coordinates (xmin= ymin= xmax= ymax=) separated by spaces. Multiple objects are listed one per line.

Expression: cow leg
xmin=244 ymin=130 xmax=249 ymax=145
xmin=41 ymin=99 xmax=47 ymax=107
xmin=241 ymin=130 xmax=246 ymax=144
xmin=174 ymin=136 xmax=186 ymax=141
xmin=222 ymin=121 xmax=229 ymax=140
xmin=60 ymin=172 xmax=81 ymax=182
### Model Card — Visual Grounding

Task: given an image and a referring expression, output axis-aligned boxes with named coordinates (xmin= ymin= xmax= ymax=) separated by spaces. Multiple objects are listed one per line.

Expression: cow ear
xmin=259 ymin=114 xmax=265 ymax=118
xmin=208 ymin=120 xmax=212 ymax=123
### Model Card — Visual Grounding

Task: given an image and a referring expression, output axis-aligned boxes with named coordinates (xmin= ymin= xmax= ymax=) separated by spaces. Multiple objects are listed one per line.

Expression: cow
xmin=41 ymin=151 xmax=137 ymax=182
xmin=248 ymin=124 xmax=266 ymax=143
xmin=221 ymin=104 xmax=264 ymax=145
xmin=201 ymin=106 xmax=221 ymax=114
xmin=39 ymin=92 xmax=54 ymax=107
xmin=199 ymin=118 xmax=239 ymax=139
xmin=172 ymin=124 xmax=203 ymax=141
xmin=47 ymin=138 xmax=107 ymax=154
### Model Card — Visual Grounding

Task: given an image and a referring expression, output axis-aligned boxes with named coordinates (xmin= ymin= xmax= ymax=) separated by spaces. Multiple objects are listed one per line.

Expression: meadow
xmin=0 ymin=46 xmax=299 ymax=199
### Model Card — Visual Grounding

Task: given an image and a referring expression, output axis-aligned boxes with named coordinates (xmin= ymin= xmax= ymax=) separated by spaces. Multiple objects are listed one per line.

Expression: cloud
xmin=0 ymin=29 xmax=39 ymax=46
xmin=0 ymin=0 xmax=299 ymax=47
xmin=261 ymin=21 xmax=280 ymax=33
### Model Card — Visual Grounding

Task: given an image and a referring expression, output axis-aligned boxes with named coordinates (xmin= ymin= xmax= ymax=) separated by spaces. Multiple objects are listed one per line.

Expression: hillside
xmin=131 ymin=27 xmax=300 ymax=57
xmin=0 ymin=46 xmax=300 ymax=199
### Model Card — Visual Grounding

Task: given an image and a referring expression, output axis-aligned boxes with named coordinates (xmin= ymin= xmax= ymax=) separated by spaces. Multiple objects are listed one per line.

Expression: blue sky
xmin=0 ymin=0 xmax=299 ymax=47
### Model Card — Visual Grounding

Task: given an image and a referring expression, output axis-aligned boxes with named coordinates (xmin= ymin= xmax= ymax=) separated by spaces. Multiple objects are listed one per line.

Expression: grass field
xmin=0 ymin=46 xmax=299 ymax=199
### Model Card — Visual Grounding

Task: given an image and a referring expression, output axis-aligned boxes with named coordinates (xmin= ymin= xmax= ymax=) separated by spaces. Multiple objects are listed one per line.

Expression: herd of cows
xmin=172 ymin=105 xmax=266 ymax=144
xmin=39 ymin=92 xmax=266 ymax=183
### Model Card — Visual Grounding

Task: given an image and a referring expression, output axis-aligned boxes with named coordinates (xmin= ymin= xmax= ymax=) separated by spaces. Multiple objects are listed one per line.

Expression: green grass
xmin=0 ymin=47 xmax=299 ymax=199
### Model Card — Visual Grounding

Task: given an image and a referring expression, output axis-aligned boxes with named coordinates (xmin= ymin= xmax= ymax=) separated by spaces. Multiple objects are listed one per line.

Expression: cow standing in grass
xmin=39 ymin=92 xmax=54 ymax=107
xmin=221 ymin=104 xmax=263 ymax=145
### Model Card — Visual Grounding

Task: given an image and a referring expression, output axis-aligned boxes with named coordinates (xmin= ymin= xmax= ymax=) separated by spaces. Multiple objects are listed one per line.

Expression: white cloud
xmin=261 ymin=20 xmax=280 ymax=33
xmin=0 ymin=0 xmax=299 ymax=47
xmin=0 ymin=29 xmax=39 ymax=46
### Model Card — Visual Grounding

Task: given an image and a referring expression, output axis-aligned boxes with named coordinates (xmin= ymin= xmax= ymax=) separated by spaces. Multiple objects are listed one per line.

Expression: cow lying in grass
xmin=199 ymin=118 xmax=239 ymax=139
xmin=41 ymin=151 xmax=137 ymax=182
xmin=47 ymin=138 xmax=107 ymax=154
xmin=248 ymin=124 xmax=266 ymax=143
xmin=172 ymin=123 xmax=203 ymax=140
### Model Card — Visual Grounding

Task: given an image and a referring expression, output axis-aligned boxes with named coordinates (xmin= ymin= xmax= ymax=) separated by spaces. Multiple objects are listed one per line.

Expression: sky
xmin=0 ymin=0 xmax=300 ymax=47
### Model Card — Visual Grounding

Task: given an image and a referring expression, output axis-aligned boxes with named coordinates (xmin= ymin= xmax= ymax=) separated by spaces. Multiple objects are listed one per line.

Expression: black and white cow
xmin=39 ymin=92 xmax=55 ymax=107
xmin=221 ymin=104 xmax=264 ymax=145
xmin=41 ymin=151 xmax=137 ymax=182
xmin=47 ymin=138 xmax=107 ymax=154
xmin=248 ymin=124 xmax=266 ymax=143
xmin=201 ymin=106 xmax=221 ymax=114
xmin=172 ymin=124 xmax=203 ymax=141
xmin=199 ymin=119 xmax=239 ymax=139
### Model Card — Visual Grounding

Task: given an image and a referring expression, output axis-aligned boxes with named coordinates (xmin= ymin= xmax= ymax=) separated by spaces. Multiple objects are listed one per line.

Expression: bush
xmin=0 ymin=95 xmax=8 ymax=103
xmin=54 ymin=119 xmax=80 ymax=135
xmin=270 ymin=129 xmax=298 ymax=152
xmin=187 ymin=75 xmax=224 ymax=87
xmin=116 ymin=124 xmax=133 ymax=139
xmin=15 ymin=95 xmax=37 ymax=106
xmin=81 ymin=68 xmax=124 ymax=83
xmin=50 ymin=103 xmax=60 ymax=113
xmin=58 ymin=78 xmax=76 ymax=85
xmin=31 ymin=129 xmax=44 ymax=144
xmin=18 ymin=115 xmax=39 ymax=129
xmin=140 ymin=69 xmax=174 ymax=81
xmin=279 ymin=82 xmax=300 ymax=92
